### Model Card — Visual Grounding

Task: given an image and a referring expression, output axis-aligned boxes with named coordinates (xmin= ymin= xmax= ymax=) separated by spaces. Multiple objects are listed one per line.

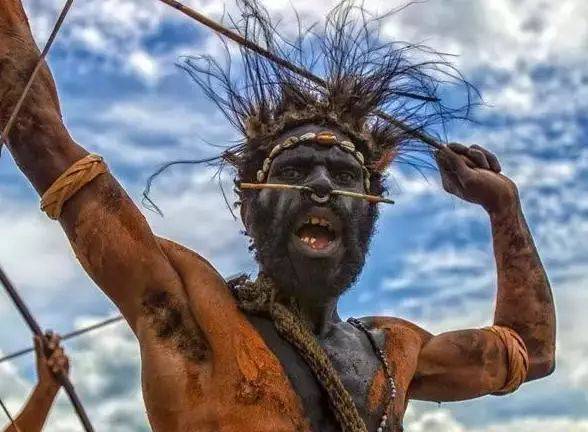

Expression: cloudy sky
xmin=1 ymin=0 xmax=587 ymax=430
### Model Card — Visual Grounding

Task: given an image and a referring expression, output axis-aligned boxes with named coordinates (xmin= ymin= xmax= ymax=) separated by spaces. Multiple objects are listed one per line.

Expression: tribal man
xmin=0 ymin=0 xmax=555 ymax=430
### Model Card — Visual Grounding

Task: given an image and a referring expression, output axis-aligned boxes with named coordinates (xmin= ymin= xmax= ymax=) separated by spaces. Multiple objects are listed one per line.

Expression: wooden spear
xmin=155 ymin=0 xmax=444 ymax=150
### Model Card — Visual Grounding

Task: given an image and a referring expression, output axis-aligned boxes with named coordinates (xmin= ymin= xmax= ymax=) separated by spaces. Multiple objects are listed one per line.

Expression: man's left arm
xmin=408 ymin=144 xmax=556 ymax=402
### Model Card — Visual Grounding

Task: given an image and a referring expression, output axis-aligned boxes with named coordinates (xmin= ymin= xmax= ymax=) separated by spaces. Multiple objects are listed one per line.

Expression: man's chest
xmin=246 ymin=315 xmax=412 ymax=431
xmin=140 ymin=310 xmax=422 ymax=432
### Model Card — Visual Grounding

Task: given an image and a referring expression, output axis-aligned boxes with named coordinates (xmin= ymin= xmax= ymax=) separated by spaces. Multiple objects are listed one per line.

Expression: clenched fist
xmin=34 ymin=332 xmax=70 ymax=390
xmin=436 ymin=143 xmax=519 ymax=214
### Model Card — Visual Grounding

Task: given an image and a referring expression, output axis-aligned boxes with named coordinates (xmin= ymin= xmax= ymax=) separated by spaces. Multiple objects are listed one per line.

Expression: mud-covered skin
xmin=0 ymin=1 xmax=555 ymax=431
xmin=246 ymin=315 xmax=385 ymax=431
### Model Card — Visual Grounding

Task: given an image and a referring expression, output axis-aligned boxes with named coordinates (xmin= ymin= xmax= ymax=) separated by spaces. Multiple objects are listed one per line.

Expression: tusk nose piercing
xmin=310 ymin=193 xmax=330 ymax=204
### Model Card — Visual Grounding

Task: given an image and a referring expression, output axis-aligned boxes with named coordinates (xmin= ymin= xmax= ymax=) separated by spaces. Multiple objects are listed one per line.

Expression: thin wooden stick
xmin=239 ymin=182 xmax=312 ymax=193
xmin=332 ymin=189 xmax=394 ymax=204
xmin=239 ymin=182 xmax=394 ymax=204
xmin=155 ymin=0 xmax=444 ymax=150
xmin=0 ymin=0 xmax=75 ymax=154
xmin=0 ymin=394 xmax=21 ymax=432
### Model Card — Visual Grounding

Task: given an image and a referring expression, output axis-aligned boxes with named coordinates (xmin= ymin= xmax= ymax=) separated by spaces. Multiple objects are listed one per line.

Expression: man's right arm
xmin=0 ymin=0 xmax=188 ymax=330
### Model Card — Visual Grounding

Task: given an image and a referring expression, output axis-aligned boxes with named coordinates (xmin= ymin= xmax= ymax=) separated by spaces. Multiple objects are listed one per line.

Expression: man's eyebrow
xmin=327 ymin=158 xmax=362 ymax=172
xmin=272 ymin=153 xmax=319 ymax=166
xmin=272 ymin=151 xmax=362 ymax=171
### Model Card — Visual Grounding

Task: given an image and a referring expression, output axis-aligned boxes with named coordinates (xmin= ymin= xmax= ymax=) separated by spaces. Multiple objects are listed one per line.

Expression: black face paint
xmin=245 ymin=134 xmax=379 ymax=302
xmin=249 ymin=189 xmax=378 ymax=301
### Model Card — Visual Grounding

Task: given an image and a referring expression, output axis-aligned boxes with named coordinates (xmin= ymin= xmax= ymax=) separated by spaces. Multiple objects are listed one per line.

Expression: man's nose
xmin=305 ymin=166 xmax=334 ymax=197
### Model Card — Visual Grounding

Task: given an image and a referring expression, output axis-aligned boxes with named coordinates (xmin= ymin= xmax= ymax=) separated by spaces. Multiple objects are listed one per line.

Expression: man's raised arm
xmin=408 ymin=144 xmax=555 ymax=401
xmin=0 ymin=0 xmax=183 ymax=329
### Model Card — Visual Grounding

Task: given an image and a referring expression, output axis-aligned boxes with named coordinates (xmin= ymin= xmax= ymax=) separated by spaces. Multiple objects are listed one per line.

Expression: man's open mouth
xmin=292 ymin=208 xmax=342 ymax=256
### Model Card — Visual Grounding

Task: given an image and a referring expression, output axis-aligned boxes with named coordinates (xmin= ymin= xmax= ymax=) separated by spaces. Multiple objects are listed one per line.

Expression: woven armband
xmin=40 ymin=154 xmax=107 ymax=220
xmin=485 ymin=325 xmax=529 ymax=395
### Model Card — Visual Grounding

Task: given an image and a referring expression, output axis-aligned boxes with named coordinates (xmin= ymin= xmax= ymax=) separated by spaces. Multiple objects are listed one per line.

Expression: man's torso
xmin=136 ymin=239 xmax=424 ymax=431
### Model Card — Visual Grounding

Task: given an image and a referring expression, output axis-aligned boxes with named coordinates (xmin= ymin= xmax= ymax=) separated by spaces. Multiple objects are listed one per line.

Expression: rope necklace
xmin=232 ymin=275 xmax=397 ymax=432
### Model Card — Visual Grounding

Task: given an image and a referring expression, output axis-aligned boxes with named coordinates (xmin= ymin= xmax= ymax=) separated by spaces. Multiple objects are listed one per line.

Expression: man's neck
xmin=295 ymin=296 xmax=342 ymax=337
xmin=258 ymin=269 xmax=344 ymax=336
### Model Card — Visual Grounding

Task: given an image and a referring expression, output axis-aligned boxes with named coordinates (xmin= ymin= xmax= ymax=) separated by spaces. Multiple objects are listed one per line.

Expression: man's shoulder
xmin=357 ymin=316 xmax=433 ymax=346
xmin=156 ymin=236 xmax=225 ymax=281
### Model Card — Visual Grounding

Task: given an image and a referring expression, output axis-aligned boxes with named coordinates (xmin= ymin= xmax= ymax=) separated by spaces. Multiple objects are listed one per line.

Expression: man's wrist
xmin=485 ymin=178 xmax=520 ymax=219
xmin=488 ymin=191 xmax=521 ymax=224
xmin=36 ymin=379 xmax=60 ymax=396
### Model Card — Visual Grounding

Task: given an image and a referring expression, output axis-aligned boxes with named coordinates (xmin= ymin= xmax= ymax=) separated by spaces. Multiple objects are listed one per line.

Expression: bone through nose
xmin=306 ymin=168 xmax=333 ymax=198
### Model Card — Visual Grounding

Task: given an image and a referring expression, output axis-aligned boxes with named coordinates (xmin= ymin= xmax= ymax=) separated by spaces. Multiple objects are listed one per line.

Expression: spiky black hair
xmin=143 ymin=0 xmax=478 ymax=212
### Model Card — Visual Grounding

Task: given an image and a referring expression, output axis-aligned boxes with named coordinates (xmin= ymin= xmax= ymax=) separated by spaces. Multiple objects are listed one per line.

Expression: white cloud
xmin=128 ymin=51 xmax=160 ymax=84
xmin=404 ymin=406 xmax=588 ymax=432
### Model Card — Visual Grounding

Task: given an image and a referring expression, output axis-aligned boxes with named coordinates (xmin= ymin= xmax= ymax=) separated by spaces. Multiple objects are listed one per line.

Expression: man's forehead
xmin=273 ymin=123 xmax=352 ymax=143
xmin=271 ymin=142 xmax=358 ymax=165
xmin=270 ymin=124 xmax=360 ymax=165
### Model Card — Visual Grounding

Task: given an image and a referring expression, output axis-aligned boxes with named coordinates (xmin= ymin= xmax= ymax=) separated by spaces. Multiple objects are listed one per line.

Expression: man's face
xmin=243 ymin=125 xmax=379 ymax=302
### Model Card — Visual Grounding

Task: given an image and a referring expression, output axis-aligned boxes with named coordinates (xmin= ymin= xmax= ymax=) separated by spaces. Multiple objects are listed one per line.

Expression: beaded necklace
xmin=348 ymin=318 xmax=397 ymax=432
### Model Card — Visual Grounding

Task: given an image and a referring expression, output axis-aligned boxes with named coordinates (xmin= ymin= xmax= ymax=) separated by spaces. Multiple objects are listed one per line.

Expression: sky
xmin=0 ymin=0 xmax=587 ymax=430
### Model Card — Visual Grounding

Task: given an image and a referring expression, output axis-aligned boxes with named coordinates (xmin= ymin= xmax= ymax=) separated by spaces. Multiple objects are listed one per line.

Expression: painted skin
xmin=0 ymin=1 xmax=555 ymax=431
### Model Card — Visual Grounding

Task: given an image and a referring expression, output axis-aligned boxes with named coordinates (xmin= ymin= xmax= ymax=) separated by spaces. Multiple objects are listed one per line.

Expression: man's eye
xmin=279 ymin=167 xmax=303 ymax=181
xmin=335 ymin=171 xmax=355 ymax=184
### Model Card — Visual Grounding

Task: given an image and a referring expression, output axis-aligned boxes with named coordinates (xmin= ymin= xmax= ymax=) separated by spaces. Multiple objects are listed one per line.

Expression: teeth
xmin=300 ymin=236 xmax=318 ymax=247
xmin=308 ymin=216 xmax=331 ymax=228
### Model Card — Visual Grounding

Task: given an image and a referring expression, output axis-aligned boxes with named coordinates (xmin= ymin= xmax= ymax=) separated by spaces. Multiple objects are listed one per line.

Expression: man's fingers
xmin=449 ymin=143 xmax=502 ymax=172
xmin=447 ymin=142 xmax=469 ymax=155
xmin=44 ymin=331 xmax=61 ymax=351
xmin=52 ymin=358 xmax=64 ymax=373
xmin=47 ymin=345 xmax=69 ymax=374
xmin=437 ymin=146 xmax=471 ymax=178
xmin=471 ymin=144 xmax=501 ymax=172
xmin=33 ymin=335 xmax=43 ymax=355
xmin=49 ymin=347 xmax=64 ymax=360
xmin=467 ymin=148 xmax=490 ymax=170
xmin=58 ymin=356 xmax=68 ymax=370
xmin=436 ymin=146 xmax=475 ymax=194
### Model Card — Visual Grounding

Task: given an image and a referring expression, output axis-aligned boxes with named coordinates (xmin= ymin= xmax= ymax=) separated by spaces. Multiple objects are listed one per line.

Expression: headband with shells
xmin=256 ymin=131 xmax=371 ymax=191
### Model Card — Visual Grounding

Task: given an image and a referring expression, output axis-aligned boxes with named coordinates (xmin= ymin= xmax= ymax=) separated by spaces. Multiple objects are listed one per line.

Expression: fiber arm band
xmin=40 ymin=154 xmax=107 ymax=220
xmin=484 ymin=325 xmax=530 ymax=395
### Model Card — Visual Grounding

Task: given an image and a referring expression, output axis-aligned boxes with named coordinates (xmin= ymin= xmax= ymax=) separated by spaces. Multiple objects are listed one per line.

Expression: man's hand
xmin=1 ymin=334 xmax=70 ymax=432
xmin=34 ymin=332 xmax=70 ymax=391
xmin=436 ymin=143 xmax=518 ymax=214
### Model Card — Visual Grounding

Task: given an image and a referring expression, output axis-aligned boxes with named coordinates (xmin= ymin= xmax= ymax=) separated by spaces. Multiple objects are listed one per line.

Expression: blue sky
xmin=1 ymin=0 xmax=587 ymax=430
